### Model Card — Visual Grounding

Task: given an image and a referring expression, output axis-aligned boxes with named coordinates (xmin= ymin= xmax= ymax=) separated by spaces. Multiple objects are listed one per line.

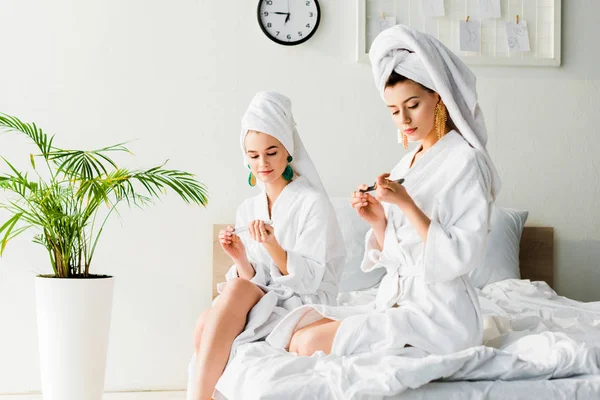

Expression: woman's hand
xmin=248 ymin=219 xmax=277 ymax=245
xmin=249 ymin=219 xmax=288 ymax=274
xmin=219 ymin=226 xmax=247 ymax=262
xmin=351 ymin=185 xmax=386 ymax=229
xmin=374 ymin=173 xmax=413 ymax=210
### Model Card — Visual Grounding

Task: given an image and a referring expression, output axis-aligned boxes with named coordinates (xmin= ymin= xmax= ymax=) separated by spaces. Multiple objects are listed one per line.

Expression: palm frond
xmin=0 ymin=159 xmax=38 ymax=197
xmin=0 ymin=113 xmax=54 ymax=159
xmin=49 ymin=143 xmax=131 ymax=181
xmin=129 ymin=164 xmax=209 ymax=206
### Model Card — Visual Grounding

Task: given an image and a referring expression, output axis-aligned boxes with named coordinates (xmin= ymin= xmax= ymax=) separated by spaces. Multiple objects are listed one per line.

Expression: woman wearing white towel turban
xmin=187 ymin=91 xmax=346 ymax=400
xmin=265 ymin=25 xmax=500 ymax=359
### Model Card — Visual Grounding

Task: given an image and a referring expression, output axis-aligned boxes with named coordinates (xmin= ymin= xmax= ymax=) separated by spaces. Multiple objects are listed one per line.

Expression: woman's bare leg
xmin=193 ymin=309 xmax=210 ymax=354
xmin=193 ymin=278 xmax=264 ymax=400
xmin=288 ymin=318 xmax=342 ymax=356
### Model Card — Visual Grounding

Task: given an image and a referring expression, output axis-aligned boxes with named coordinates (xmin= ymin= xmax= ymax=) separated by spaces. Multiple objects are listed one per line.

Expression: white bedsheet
xmin=210 ymin=280 xmax=600 ymax=400
xmin=387 ymin=374 xmax=600 ymax=399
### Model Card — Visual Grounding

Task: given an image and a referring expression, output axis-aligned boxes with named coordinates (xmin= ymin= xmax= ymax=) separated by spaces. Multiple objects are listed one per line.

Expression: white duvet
xmin=208 ymin=279 xmax=600 ymax=400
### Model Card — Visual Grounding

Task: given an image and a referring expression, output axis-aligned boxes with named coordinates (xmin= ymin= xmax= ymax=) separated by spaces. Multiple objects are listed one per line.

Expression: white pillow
xmin=469 ymin=206 xmax=529 ymax=289
xmin=330 ymin=197 xmax=385 ymax=292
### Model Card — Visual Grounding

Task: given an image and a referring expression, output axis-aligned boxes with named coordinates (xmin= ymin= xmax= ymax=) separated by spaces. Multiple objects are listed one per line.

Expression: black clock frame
xmin=257 ymin=0 xmax=321 ymax=46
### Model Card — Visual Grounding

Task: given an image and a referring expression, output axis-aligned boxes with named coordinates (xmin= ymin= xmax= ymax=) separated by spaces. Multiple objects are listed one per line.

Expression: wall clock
xmin=257 ymin=0 xmax=321 ymax=46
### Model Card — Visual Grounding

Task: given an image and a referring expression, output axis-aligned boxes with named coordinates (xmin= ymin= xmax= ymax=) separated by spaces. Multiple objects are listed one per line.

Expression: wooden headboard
xmin=519 ymin=227 xmax=554 ymax=287
xmin=212 ymin=225 xmax=554 ymax=299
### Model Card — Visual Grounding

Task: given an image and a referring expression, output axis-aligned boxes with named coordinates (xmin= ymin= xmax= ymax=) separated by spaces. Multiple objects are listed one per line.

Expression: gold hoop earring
xmin=435 ymin=100 xmax=448 ymax=140
xmin=398 ymin=129 xmax=408 ymax=150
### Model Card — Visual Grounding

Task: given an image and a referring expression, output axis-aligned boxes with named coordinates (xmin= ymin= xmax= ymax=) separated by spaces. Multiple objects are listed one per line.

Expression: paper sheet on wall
xmin=506 ymin=21 xmax=531 ymax=52
xmin=378 ymin=16 xmax=396 ymax=32
xmin=459 ymin=20 xmax=481 ymax=52
xmin=479 ymin=0 xmax=501 ymax=19
xmin=421 ymin=0 xmax=445 ymax=17
xmin=368 ymin=16 xmax=397 ymax=37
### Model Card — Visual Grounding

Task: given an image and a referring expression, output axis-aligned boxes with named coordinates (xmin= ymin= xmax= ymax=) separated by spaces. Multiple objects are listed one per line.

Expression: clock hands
xmin=273 ymin=12 xmax=291 ymax=25
xmin=267 ymin=0 xmax=292 ymax=26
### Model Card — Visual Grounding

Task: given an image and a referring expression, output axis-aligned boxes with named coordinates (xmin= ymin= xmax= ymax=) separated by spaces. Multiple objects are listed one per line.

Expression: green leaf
xmin=0 ymin=213 xmax=23 ymax=254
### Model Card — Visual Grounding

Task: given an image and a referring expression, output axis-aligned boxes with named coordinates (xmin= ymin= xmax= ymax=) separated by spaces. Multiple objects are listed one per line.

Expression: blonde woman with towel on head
xmin=187 ymin=91 xmax=346 ymax=400
xmin=266 ymin=25 xmax=501 ymax=358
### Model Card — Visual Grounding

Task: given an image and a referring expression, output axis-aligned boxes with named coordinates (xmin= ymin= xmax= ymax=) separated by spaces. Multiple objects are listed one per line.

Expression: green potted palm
xmin=0 ymin=113 xmax=208 ymax=400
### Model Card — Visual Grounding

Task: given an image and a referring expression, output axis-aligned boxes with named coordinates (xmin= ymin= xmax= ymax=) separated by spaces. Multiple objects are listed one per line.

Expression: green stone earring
xmin=247 ymin=164 xmax=256 ymax=187
xmin=282 ymin=156 xmax=294 ymax=181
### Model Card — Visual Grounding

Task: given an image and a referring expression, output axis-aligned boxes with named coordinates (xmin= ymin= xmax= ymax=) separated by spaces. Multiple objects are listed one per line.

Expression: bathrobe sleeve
xmin=360 ymin=229 xmax=380 ymax=272
xmin=360 ymin=204 xmax=396 ymax=272
xmin=422 ymin=159 xmax=492 ymax=283
xmin=270 ymin=196 xmax=335 ymax=295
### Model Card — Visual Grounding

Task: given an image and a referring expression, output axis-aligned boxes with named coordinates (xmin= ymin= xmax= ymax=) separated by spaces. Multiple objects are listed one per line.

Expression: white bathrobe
xmin=224 ymin=174 xmax=344 ymax=306
xmin=267 ymin=130 xmax=492 ymax=356
xmin=187 ymin=175 xmax=345 ymax=399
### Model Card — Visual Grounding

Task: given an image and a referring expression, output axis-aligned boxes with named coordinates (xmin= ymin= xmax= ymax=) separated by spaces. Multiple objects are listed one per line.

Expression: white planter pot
xmin=35 ymin=276 xmax=115 ymax=400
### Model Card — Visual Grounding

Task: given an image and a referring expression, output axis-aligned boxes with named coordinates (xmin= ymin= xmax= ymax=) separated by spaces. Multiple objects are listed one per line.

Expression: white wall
xmin=0 ymin=0 xmax=598 ymax=393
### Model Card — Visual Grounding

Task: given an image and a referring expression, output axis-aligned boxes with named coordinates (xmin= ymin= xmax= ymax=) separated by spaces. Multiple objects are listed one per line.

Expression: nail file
xmin=359 ymin=178 xmax=405 ymax=193
xmin=233 ymin=220 xmax=273 ymax=234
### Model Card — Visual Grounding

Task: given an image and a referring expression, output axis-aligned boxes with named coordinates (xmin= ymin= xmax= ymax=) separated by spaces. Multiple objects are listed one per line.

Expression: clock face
xmin=257 ymin=0 xmax=321 ymax=46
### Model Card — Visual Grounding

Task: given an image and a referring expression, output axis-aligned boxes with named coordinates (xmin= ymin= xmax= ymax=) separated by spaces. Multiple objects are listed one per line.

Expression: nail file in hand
xmin=359 ymin=178 xmax=405 ymax=193
xmin=233 ymin=220 xmax=273 ymax=234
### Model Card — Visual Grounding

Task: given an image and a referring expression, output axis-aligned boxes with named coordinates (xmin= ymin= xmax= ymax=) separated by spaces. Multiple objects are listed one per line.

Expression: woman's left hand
xmin=248 ymin=219 xmax=277 ymax=245
xmin=374 ymin=173 xmax=413 ymax=209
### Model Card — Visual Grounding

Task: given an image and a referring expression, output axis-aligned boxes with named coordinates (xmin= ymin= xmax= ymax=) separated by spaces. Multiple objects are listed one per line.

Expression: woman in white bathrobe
xmin=265 ymin=25 xmax=502 ymax=358
xmin=189 ymin=91 xmax=345 ymax=400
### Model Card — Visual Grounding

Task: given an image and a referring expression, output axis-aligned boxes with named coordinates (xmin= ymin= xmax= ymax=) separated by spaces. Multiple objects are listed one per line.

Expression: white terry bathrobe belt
xmin=367 ymin=241 xmax=421 ymax=311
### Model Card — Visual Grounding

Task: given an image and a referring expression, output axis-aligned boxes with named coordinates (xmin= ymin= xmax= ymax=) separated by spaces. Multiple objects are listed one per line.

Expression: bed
xmin=207 ymin=218 xmax=600 ymax=399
